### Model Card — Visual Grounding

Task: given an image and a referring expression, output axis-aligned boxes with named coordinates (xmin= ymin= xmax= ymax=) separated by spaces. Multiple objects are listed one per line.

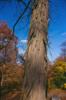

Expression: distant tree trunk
xmin=23 ymin=0 xmax=48 ymax=100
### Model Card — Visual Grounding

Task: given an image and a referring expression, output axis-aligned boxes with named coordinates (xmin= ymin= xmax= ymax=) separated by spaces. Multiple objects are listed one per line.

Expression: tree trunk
xmin=23 ymin=0 xmax=48 ymax=100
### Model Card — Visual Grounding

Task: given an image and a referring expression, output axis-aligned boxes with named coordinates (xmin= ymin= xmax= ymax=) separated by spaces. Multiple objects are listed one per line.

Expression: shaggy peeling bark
xmin=23 ymin=0 xmax=48 ymax=100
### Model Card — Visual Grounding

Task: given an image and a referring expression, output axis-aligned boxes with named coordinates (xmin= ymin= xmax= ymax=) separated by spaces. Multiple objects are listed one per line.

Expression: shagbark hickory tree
xmin=23 ymin=0 xmax=48 ymax=100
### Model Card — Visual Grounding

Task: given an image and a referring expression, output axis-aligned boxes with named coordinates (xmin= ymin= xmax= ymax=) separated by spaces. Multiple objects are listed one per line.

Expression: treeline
xmin=48 ymin=42 xmax=66 ymax=90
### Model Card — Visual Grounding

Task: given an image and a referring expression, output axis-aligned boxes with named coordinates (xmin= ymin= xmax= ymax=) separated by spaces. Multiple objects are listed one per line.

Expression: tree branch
xmin=13 ymin=0 xmax=31 ymax=34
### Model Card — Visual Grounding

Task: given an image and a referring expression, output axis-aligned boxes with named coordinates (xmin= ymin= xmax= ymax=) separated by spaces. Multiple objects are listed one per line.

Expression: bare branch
xmin=13 ymin=0 xmax=31 ymax=34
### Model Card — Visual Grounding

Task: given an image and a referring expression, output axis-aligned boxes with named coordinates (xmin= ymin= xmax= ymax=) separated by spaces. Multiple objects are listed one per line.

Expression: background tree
xmin=48 ymin=57 xmax=66 ymax=90
xmin=0 ymin=22 xmax=19 ymax=98
xmin=0 ymin=22 xmax=17 ymax=64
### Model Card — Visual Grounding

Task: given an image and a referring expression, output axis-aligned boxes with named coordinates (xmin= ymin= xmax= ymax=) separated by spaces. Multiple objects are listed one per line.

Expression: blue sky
xmin=48 ymin=0 xmax=66 ymax=61
xmin=0 ymin=0 xmax=66 ymax=61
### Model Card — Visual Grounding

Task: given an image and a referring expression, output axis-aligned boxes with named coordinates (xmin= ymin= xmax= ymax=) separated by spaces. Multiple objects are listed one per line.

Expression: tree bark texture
xmin=23 ymin=0 xmax=48 ymax=100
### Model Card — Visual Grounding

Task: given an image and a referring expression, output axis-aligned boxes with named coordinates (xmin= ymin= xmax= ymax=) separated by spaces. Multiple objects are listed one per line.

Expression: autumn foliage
xmin=48 ymin=56 xmax=66 ymax=90
xmin=0 ymin=22 xmax=18 ymax=64
xmin=0 ymin=22 xmax=12 ymax=37
xmin=0 ymin=22 xmax=24 ymax=99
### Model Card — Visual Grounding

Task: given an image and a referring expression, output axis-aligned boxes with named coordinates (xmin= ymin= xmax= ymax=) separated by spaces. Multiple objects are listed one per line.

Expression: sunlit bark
xmin=24 ymin=0 xmax=48 ymax=100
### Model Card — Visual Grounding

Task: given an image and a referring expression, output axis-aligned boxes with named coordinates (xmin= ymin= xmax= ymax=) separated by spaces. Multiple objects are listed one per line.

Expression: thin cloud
xmin=18 ymin=47 xmax=25 ymax=55
xmin=20 ymin=39 xmax=27 ymax=44
xmin=17 ymin=39 xmax=27 ymax=55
